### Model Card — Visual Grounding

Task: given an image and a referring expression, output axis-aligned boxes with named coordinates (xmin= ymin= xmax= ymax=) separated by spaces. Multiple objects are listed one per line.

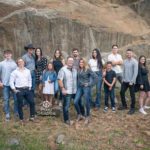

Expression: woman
xmin=74 ymin=58 xmax=98 ymax=124
xmin=52 ymin=49 xmax=65 ymax=106
xmin=35 ymin=48 xmax=47 ymax=94
xmin=136 ymin=55 xmax=150 ymax=115
xmin=88 ymin=48 xmax=104 ymax=110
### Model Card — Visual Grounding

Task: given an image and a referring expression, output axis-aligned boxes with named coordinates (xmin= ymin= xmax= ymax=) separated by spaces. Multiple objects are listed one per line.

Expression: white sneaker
xmin=104 ymin=107 xmax=108 ymax=113
xmin=84 ymin=117 xmax=90 ymax=125
xmin=59 ymin=102 xmax=62 ymax=107
xmin=139 ymin=108 xmax=147 ymax=115
xmin=112 ymin=107 xmax=116 ymax=112
xmin=5 ymin=113 xmax=10 ymax=121
xmin=144 ymin=105 xmax=150 ymax=109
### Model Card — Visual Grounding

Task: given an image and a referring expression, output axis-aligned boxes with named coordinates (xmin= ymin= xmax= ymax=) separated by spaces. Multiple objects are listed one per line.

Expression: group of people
xmin=0 ymin=44 xmax=150 ymax=125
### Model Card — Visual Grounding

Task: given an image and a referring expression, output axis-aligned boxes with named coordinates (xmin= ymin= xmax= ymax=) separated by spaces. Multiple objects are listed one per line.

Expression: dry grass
xmin=0 ymin=91 xmax=150 ymax=150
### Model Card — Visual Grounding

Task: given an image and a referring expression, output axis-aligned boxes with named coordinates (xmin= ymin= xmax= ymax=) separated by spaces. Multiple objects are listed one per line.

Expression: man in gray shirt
xmin=0 ymin=50 xmax=18 ymax=120
xmin=22 ymin=44 xmax=35 ymax=92
xmin=118 ymin=49 xmax=138 ymax=114
xmin=58 ymin=56 xmax=77 ymax=125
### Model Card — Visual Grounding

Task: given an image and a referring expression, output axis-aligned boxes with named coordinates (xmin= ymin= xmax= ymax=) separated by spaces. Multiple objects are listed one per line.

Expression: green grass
xmin=0 ymin=122 xmax=50 ymax=150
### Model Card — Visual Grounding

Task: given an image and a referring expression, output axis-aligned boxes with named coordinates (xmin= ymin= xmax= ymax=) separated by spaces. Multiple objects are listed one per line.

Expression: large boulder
xmin=0 ymin=0 xmax=149 ymax=61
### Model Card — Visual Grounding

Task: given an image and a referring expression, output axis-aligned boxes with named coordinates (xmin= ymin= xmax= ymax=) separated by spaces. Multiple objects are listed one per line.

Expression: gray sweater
xmin=123 ymin=58 xmax=138 ymax=84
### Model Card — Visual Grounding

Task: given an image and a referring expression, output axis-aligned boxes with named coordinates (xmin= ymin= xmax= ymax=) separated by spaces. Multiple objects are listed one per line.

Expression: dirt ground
xmin=0 ymin=94 xmax=150 ymax=150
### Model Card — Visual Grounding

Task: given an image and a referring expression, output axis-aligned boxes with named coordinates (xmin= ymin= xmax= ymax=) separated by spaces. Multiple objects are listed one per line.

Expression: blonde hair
xmin=79 ymin=58 xmax=89 ymax=71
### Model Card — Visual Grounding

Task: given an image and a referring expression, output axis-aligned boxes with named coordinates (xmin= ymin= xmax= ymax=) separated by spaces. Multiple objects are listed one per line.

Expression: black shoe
xmin=127 ymin=109 xmax=135 ymax=115
xmin=118 ymin=105 xmax=127 ymax=110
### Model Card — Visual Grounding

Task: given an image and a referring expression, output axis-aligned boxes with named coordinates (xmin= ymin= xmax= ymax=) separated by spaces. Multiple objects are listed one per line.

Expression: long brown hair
xmin=139 ymin=55 xmax=146 ymax=67
xmin=92 ymin=48 xmax=103 ymax=69
xmin=35 ymin=47 xmax=43 ymax=61
xmin=53 ymin=49 xmax=63 ymax=60
xmin=46 ymin=62 xmax=54 ymax=71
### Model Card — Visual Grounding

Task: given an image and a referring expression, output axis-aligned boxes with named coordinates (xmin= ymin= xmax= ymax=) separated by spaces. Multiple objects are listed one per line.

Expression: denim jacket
xmin=78 ymin=68 xmax=98 ymax=87
xmin=42 ymin=70 xmax=58 ymax=93
xmin=42 ymin=70 xmax=57 ymax=83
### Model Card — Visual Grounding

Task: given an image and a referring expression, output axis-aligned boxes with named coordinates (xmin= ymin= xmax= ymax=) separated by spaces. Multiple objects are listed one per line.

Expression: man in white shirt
xmin=108 ymin=45 xmax=123 ymax=83
xmin=10 ymin=58 xmax=35 ymax=122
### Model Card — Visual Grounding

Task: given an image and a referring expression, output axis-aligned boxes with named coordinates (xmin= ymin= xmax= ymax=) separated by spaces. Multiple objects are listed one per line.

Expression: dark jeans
xmin=16 ymin=88 xmax=35 ymax=120
xmin=116 ymin=73 xmax=122 ymax=84
xmin=23 ymin=71 xmax=35 ymax=106
xmin=62 ymin=94 xmax=73 ymax=122
xmin=120 ymin=82 xmax=136 ymax=109
xmin=62 ymin=94 xmax=84 ymax=122
xmin=74 ymin=86 xmax=90 ymax=117
xmin=104 ymin=86 xmax=115 ymax=108
xmin=31 ymin=70 xmax=36 ymax=91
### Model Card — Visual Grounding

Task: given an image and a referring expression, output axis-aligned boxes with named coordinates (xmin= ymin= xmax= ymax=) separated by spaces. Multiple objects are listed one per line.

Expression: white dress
xmin=43 ymin=76 xmax=54 ymax=94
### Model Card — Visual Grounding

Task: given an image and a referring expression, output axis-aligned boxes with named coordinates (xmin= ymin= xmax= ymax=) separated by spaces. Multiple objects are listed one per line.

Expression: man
xmin=118 ymin=49 xmax=138 ymax=114
xmin=58 ymin=56 xmax=77 ymax=125
xmin=0 ymin=50 xmax=18 ymax=121
xmin=10 ymin=58 xmax=35 ymax=123
xmin=72 ymin=48 xmax=80 ymax=70
xmin=108 ymin=45 xmax=123 ymax=83
xmin=22 ymin=44 xmax=36 ymax=92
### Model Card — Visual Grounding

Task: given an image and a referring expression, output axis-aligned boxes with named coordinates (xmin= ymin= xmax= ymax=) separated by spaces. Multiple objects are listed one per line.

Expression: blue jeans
xmin=90 ymin=71 xmax=102 ymax=108
xmin=31 ymin=70 xmax=36 ymax=91
xmin=104 ymin=86 xmax=115 ymax=108
xmin=62 ymin=94 xmax=74 ymax=122
xmin=3 ymin=86 xmax=18 ymax=115
xmin=74 ymin=86 xmax=90 ymax=117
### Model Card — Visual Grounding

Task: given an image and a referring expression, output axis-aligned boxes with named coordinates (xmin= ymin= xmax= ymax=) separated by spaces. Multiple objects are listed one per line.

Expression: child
xmin=42 ymin=62 xmax=57 ymax=107
xmin=103 ymin=61 xmax=116 ymax=112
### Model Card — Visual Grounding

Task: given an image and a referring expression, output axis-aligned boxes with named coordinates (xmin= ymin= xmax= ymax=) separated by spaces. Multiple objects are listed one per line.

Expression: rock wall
xmin=0 ymin=0 xmax=149 ymax=61
xmin=0 ymin=7 xmax=137 ymax=60
xmin=129 ymin=0 xmax=150 ymax=25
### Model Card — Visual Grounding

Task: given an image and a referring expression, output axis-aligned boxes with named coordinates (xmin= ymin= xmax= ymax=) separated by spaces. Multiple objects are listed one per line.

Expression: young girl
xmin=42 ymin=62 xmax=57 ymax=107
